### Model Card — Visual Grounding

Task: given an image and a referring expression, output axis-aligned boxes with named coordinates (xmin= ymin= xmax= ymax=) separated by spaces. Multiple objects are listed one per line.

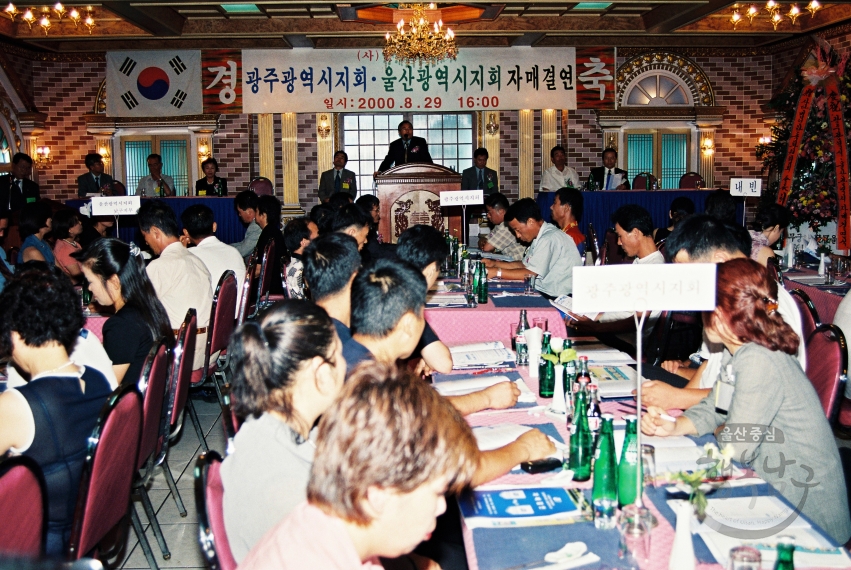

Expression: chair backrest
xmin=644 ymin=311 xmax=673 ymax=366
xmin=238 ymin=260 xmax=257 ymax=325
xmin=632 ymin=173 xmax=656 ymax=190
xmin=280 ymin=258 xmax=289 ymax=299
xmin=247 ymin=177 xmax=274 ymax=196
xmin=68 ymin=383 xmax=143 ymax=560
xmin=766 ymin=257 xmax=783 ymax=286
xmin=679 ymin=171 xmax=704 ymax=189
xmin=806 ymin=323 xmax=848 ymax=422
xmin=789 ymin=288 xmax=821 ymax=343
xmin=603 ymin=229 xmax=631 ymax=264
xmin=0 ymin=455 xmax=47 ymax=557
xmin=586 ymin=223 xmax=600 ymax=266
xmin=167 ymin=309 xmax=198 ymax=438
xmin=204 ymin=271 xmax=239 ymax=376
xmin=597 ymin=240 xmax=609 ymax=266
xmin=195 ymin=451 xmax=237 ymax=570
xmin=255 ymin=239 xmax=276 ymax=305
xmin=136 ymin=339 xmax=172 ymax=472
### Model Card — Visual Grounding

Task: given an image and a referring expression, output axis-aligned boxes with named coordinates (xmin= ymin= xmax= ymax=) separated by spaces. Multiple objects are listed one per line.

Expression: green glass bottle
xmin=568 ymin=384 xmax=592 ymax=481
xmin=477 ymin=261 xmax=489 ymax=304
xmin=471 ymin=261 xmax=481 ymax=300
xmin=592 ymin=414 xmax=618 ymax=529
xmin=773 ymin=537 xmax=795 ymax=570
xmin=81 ymin=278 xmax=93 ymax=306
xmin=618 ymin=415 xmax=642 ymax=507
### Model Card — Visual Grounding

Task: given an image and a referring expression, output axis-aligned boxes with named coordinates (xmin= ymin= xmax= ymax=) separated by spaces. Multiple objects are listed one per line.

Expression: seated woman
xmin=195 ymin=157 xmax=228 ymax=197
xmin=241 ymin=361 xmax=479 ymax=569
xmin=749 ymin=203 xmax=791 ymax=267
xmin=221 ymin=300 xmax=346 ymax=563
xmin=0 ymin=266 xmax=112 ymax=556
xmin=52 ymin=209 xmax=84 ymax=282
xmin=653 ymin=196 xmax=694 ymax=244
xmin=17 ymin=201 xmax=54 ymax=265
xmin=642 ymin=258 xmax=851 ymax=545
xmin=253 ymin=194 xmax=287 ymax=295
xmin=73 ymin=239 xmax=172 ymax=385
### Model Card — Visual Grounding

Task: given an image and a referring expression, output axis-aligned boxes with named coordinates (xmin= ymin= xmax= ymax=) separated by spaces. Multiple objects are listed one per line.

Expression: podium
xmin=374 ymin=163 xmax=463 ymax=243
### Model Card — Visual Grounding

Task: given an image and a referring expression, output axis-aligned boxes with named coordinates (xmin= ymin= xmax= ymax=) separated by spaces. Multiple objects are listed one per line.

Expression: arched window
xmin=624 ymin=72 xmax=692 ymax=107
xmin=0 ymin=133 xmax=11 ymax=163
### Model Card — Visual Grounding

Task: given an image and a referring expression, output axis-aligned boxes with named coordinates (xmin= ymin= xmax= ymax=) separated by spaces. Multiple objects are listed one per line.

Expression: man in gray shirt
xmin=483 ymin=198 xmax=581 ymax=298
xmin=230 ymin=190 xmax=262 ymax=261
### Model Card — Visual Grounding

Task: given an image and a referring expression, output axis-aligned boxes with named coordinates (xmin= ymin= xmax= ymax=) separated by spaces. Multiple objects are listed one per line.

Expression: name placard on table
xmin=91 ymin=196 xmax=141 ymax=216
xmin=440 ymin=190 xmax=483 ymax=207
xmin=729 ymin=178 xmax=762 ymax=197
xmin=571 ymin=264 xmax=717 ymax=313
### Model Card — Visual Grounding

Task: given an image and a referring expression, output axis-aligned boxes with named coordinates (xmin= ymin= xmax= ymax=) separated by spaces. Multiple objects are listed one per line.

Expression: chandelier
xmin=729 ymin=0 xmax=820 ymax=30
xmin=4 ymin=3 xmax=96 ymax=35
xmin=384 ymin=3 xmax=457 ymax=67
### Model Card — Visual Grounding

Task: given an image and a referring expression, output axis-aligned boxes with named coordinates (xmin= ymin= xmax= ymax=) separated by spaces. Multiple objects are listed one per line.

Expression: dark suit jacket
xmin=378 ymin=136 xmax=433 ymax=172
xmin=195 ymin=176 xmax=228 ymax=196
xmin=318 ymin=168 xmax=358 ymax=201
xmin=461 ymin=166 xmax=499 ymax=194
xmin=588 ymin=167 xmax=630 ymax=190
xmin=0 ymin=174 xmax=40 ymax=213
xmin=77 ymin=172 xmax=115 ymax=197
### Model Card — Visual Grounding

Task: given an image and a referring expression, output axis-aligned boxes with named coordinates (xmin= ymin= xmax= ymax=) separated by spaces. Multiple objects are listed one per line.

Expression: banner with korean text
xmin=237 ymin=47 xmax=580 ymax=114
xmin=203 ymin=49 xmax=242 ymax=114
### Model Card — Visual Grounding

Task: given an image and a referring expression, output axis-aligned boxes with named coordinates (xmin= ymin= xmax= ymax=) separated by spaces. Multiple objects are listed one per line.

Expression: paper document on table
xmin=588 ymin=366 xmax=640 ymax=398
xmin=551 ymin=295 xmax=599 ymax=320
xmin=785 ymin=274 xmax=830 ymax=285
xmin=459 ymin=486 xmax=582 ymax=529
xmin=612 ymin=431 xmax=697 ymax=464
xmin=577 ymin=349 xmax=636 ymax=366
xmin=480 ymin=251 xmax=513 ymax=262
xmin=451 ymin=342 xmax=515 ymax=369
xmin=473 ymin=424 xmax=533 ymax=451
xmin=449 ymin=342 xmax=504 ymax=353
xmin=433 ymin=375 xmax=536 ymax=404
xmin=426 ymin=292 xmax=470 ymax=306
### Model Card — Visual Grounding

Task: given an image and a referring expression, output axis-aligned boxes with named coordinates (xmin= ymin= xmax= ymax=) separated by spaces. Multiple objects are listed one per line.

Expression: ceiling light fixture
xmin=3 ymin=2 xmax=17 ymax=20
xmin=4 ymin=3 xmax=95 ymax=33
xmin=787 ymin=4 xmax=801 ymax=24
xmin=806 ymin=0 xmax=820 ymax=16
xmin=384 ymin=3 xmax=457 ymax=67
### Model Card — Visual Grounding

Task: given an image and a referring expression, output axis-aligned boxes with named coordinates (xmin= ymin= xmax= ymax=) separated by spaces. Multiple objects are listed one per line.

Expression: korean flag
xmin=106 ymin=51 xmax=202 ymax=117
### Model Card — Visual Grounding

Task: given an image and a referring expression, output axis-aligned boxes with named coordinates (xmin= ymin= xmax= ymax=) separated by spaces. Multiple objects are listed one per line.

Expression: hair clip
xmin=128 ymin=242 xmax=142 ymax=257
xmin=763 ymin=297 xmax=779 ymax=314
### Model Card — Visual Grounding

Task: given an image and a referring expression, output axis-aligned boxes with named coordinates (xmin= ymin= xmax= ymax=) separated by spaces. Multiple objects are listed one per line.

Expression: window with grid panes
xmin=121 ymin=136 xmax=190 ymax=195
xmin=625 ymin=130 xmax=690 ymax=189
xmin=342 ymin=113 xmax=474 ymax=195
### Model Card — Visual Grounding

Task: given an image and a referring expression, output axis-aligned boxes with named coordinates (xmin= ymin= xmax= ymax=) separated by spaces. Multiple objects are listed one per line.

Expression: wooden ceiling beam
xmin=641 ymin=0 xmax=736 ymax=33
xmin=99 ymin=2 xmax=185 ymax=36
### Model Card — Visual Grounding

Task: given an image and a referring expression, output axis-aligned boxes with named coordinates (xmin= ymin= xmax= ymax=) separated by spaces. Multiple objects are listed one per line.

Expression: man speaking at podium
xmin=374 ymin=120 xmax=433 ymax=175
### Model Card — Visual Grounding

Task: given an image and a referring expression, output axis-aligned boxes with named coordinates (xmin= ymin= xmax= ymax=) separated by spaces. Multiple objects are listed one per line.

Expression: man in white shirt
xmin=641 ymin=214 xmax=806 ymax=410
xmin=135 ymin=153 xmax=175 ymax=197
xmin=540 ymin=145 xmax=579 ymax=192
xmin=483 ymin=198 xmax=581 ymax=298
xmin=139 ymin=200 xmax=213 ymax=370
xmin=181 ymin=204 xmax=246 ymax=316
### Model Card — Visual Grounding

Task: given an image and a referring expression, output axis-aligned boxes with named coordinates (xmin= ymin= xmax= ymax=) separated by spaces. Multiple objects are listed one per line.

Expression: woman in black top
xmin=73 ymin=239 xmax=172 ymax=385
xmin=254 ymin=194 xmax=287 ymax=296
xmin=0 ymin=265 xmax=113 ymax=556
xmin=654 ymin=196 xmax=695 ymax=245
xmin=195 ymin=157 xmax=228 ymax=197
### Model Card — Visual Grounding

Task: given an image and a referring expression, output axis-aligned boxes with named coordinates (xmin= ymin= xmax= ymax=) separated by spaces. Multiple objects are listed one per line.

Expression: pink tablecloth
xmin=425 ymin=300 xmax=568 ymax=347
xmin=84 ymin=315 xmax=108 ymax=342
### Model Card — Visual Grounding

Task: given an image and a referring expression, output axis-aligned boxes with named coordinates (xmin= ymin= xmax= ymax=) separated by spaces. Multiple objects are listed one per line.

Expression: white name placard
xmin=729 ymin=178 xmax=762 ymax=197
xmin=91 ymin=196 xmax=141 ymax=216
xmin=440 ymin=190 xmax=483 ymax=207
xmin=571 ymin=264 xmax=717 ymax=313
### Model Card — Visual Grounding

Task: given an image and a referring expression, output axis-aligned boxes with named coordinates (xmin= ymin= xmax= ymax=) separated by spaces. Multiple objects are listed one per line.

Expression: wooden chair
xmin=806 ymin=323 xmax=848 ymax=424
xmin=0 ymin=455 xmax=47 ymax=558
xmin=67 ymin=383 xmax=142 ymax=561
xmin=195 ymin=451 xmax=237 ymax=570
xmin=632 ymin=173 xmax=657 ymax=190
xmin=678 ymin=171 xmax=704 ymax=189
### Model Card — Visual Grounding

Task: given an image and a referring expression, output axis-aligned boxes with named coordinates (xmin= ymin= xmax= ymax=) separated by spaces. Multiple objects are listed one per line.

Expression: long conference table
xmin=65 ymin=197 xmax=247 ymax=245
xmin=535 ymin=190 xmax=745 ymax=249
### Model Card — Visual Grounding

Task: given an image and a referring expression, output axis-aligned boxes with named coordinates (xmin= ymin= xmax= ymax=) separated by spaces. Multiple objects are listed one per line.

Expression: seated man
xmin=480 ymin=193 xmax=525 ymax=261
xmin=240 ymin=362 xmax=479 ymax=569
xmin=283 ymin=217 xmax=319 ymax=300
xmin=76 ymin=153 xmax=114 ymax=197
xmin=255 ymin=194 xmax=287 ymax=296
xmin=396 ymin=224 xmax=454 ymax=374
xmin=329 ymin=202 xmax=371 ymax=251
xmin=567 ymin=204 xmax=664 ymax=332
xmin=343 ymin=259 xmax=555 ymax=486
xmin=549 ymin=186 xmax=585 ymax=249
xmin=540 ymin=145 xmax=579 ymax=191
xmin=231 ymin=190 xmax=262 ymax=262
xmin=138 ymin=200 xmax=213 ymax=370
xmin=303 ymin=233 xmax=362 ymax=344
xmin=181 ymin=204 xmax=246 ymax=301
xmin=641 ymin=214 xmax=806 ymax=410
xmin=588 ymin=147 xmax=629 ymax=191
xmin=483 ymin=198 xmax=581 ymax=298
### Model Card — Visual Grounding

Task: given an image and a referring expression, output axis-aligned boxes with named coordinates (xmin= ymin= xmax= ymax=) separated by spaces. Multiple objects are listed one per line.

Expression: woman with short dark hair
xmin=17 ymin=201 xmax=54 ymax=265
xmin=750 ymin=202 xmax=791 ymax=267
xmin=0 ymin=266 xmax=112 ymax=555
xmin=195 ymin=157 xmax=228 ymax=196
xmin=52 ymin=209 xmax=83 ymax=281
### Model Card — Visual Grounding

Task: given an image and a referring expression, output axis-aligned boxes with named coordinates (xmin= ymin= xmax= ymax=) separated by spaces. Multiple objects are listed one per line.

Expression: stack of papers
xmin=450 ymin=342 xmax=515 ymax=369
xmin=785 ymin=274 xmax=830 ymax=285
xmin=551 ymin=294 xmax=600 ymax=320
xmin=426 ymin=292 xmax=471 ymax=307
xmin=588 ymin=365 xmax=641 ymax=398
xmin=611 ymin=432 xmax=699 ymax=468
xmin=460 ymin=486 xmax=582 ymax=528
xmin=687 ymin=496 xmax=851 ymax=568
xmin=480 ymin=252 xmax=513 ymax=262
xmin=432 ymin=375 xmax=536 ymax=406
xmin=578 ymin=349 xmax=636 ymax=366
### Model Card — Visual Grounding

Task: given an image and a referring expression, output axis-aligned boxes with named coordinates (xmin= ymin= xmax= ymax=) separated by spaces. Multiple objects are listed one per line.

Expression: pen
xmin=659 ymin=413 xmax=677 ymax=423
xmin=470 ymin=367 xmax=509 ymax=375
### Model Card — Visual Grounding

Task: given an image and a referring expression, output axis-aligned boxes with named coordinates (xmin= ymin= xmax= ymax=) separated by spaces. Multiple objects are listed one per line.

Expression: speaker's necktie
xmin=605 ymin=170 xmax=612 ymax=190
xmin=95 ymin=175 xmax=100 ymax=189
xmin=335 ymin=171 xmax=341 ymax=192
xmin=478 ymin=170 xmax=484 ymax=189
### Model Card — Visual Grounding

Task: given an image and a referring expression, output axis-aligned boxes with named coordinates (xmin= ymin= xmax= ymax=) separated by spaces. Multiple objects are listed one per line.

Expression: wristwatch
xmin=496 ymin=269 xmax=502 ymax=278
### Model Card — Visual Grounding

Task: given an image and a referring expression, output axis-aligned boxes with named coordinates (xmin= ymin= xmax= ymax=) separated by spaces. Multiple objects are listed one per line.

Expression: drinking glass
xmin=524 ymin=274 xmax=535 ymax=295
xmin=533 ymin=317 xmax=548 ymax=332
xmin=728 ymin=545 xmax=761 ymax=570
xmin=641 ymin=445 xmax=657 ymax=488
xmin=617 ymin=505 xmax=651 ymax=565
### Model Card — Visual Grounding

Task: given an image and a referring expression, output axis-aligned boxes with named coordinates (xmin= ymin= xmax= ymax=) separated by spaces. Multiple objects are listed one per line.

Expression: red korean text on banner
xmin=202 ymin=49 xmax=242 ymax=114
xmin=825 ymin=75 xmax=850 ymax=249
xmin=777 ymin=84 xmax=815 ymax=206
xmin=576 ymin=47 xmax=616 ymax=110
